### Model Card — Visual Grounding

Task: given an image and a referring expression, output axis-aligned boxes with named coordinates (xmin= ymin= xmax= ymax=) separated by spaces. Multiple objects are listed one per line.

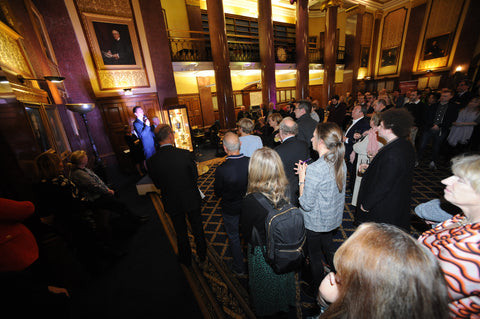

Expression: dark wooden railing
xmin=168 ymin=30 xmax=345 ymax=64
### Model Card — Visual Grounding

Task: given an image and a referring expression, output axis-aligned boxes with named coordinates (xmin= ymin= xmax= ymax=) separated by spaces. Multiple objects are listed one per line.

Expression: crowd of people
xmin=2 ymin=81 xmax=479 ymax=318
xmin=212 ymin=81 xmax=479 ymax=318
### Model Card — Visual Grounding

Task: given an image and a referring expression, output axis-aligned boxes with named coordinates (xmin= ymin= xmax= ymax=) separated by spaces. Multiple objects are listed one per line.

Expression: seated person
xmin=319 ymin=222 xmax=449 ymax=319
xmin=34 ymin=150 xmax=96 ymax=243
xmin=69 ymin=150 xmax=148 ymax=228
xmin=33 ymin=151 xmax=119 ymax=271
xmin=419 ymin=154 xmax=480 ymax=317
xmin=0 ymin=198 xmax=70 ymax=318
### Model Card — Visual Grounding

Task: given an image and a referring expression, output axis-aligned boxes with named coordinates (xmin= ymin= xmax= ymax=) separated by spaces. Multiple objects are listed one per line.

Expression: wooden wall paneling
xmin=415 ymin=0 xmax=468 ymax=72
xmin=309 ymin=85 xmax=323 ymax=104
xmin=377 ymin=7 xmax=408 ymax=77
xmin=178 ymin=94 xmax=203 ymax=128
xmin=242 ymin=91 xmax=250 ymax=108
xmin=198 ymin=88 xmax=214 ymax=127
xmin=97 ymin=93 xmax=160 ymax=172
xmin=0 ymin=102 xmax=42 ymax=199
xmin=99 ymin=100 xmax=131 ymax=172
xmin=400 ymin=3 xmax=427 ymax=81
xmin=450 ymin=0 xmax=479 ymax=78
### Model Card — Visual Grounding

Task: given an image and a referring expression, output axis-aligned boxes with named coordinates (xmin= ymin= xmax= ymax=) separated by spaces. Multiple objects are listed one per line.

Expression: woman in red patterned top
xmin=419 ymin=154 xmax=480 ymax=318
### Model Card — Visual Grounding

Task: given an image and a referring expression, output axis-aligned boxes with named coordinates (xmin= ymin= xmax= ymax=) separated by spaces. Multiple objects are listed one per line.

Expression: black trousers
xmin=170 ymin=207 xmax=207 ymax=265
xmin=305 ymin=229 xmax=338 ymax=291
xmin=345 ymin=154 xmax=357 ymax=191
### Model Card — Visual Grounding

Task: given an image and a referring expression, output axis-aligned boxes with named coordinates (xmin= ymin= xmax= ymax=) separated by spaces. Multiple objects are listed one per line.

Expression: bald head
xmin=223 ymin=132 xmax=241 ymax=154
xmin=279 ymin=117 xmax=298 ymax=141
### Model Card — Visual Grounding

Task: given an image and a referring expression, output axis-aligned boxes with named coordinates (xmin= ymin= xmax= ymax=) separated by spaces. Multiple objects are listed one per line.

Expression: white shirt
xmin=344 ymin=116 xmax=364 ymax=143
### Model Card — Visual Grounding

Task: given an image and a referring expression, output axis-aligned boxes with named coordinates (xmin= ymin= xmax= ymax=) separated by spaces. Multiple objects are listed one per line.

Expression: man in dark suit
xmin=214 ymin=132 xmax=249 ymax=275
xmin=404 ymin=89 xmax=426 ymax=147
xmin=343 ymin=104 xmax=370 ymax=192
xmin=147 ymin=124 xmax=207 ymax=266
xmin=355 ymin=109 xmax=415 ymax=230
xmin=452 ymin=79 xmax=472 ymax=109
xmin=294 ymin=100 xmax=318 ymax=160
xmin=327 ymin=95 xmax=347 ymax=127
xmin=417 ymin=89 xmax=459 ymax=170
xmin=275 ymin=117 xmax=310 ymax=206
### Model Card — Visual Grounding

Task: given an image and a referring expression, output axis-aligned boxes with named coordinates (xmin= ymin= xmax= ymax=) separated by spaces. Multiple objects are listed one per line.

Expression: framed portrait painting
xmin=381 ymin=47 xmax=398 ymax=67
xmin=360 ymin=46 xmax=369 ymax=67
xmin=423 ymin=33 xmax=451 ymax=61
xmin=83 ymin=13 xmax=143 ymax=70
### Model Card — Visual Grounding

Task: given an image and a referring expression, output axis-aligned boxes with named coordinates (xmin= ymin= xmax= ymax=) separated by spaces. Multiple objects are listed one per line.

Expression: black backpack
xmin=252 ymin=193 xmax=306 ymax=274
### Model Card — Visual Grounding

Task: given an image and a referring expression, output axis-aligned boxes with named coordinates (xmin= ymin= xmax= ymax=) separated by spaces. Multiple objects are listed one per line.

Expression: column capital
xmin=320 ymin=0 xmax=343 ymax=12
xmin=346 ymin=4 xmax=366 ymax=17
xmin=185 ymin=0 xmax=200 ymax=6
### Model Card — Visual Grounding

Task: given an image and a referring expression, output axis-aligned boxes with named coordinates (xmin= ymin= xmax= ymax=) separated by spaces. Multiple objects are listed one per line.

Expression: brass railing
xmin=168 ymin=30 xmax=345 ymax=64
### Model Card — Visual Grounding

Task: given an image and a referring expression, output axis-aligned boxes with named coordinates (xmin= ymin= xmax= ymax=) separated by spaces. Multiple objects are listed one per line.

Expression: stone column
xmin=206 ymin=0 xmax=236 ymax=129
xmin=258 ymin=0 xmax=276 ymax=107
xmin=296 ymin=0 xmax=309 ymax=100
xmin=322 ymin=1 xmax=341 ymax=108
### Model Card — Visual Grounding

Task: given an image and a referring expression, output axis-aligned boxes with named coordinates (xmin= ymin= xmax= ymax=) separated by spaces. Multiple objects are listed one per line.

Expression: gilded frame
xmin=82 ymin=13 xmax=143 ymax=71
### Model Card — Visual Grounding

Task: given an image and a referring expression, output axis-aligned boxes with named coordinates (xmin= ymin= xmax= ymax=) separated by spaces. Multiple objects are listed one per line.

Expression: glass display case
xmin=167 ymin=105 xmax=193 ymax=152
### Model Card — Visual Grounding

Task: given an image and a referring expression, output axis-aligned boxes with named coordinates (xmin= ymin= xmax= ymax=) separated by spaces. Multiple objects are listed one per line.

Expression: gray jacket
xmin=299 ymin=156 xmax=346 ymax=232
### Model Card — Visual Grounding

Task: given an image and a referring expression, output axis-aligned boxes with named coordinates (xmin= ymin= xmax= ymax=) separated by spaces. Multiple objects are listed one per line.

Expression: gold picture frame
xmin=82 ymin=13 xmax=143 ymax=71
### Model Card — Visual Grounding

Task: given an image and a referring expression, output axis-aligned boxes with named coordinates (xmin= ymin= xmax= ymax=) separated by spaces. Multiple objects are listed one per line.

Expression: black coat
xmin=423 ymin=101 xmax=459 ymax=135
xmin=355 ymin=137 xmax=415 ymax=230
xmin=405 ymin=101 xmax=427 ymax=128
xmin=275 ymin=136 xmax=310 ymax=206
xmin=296 ymin=113 xmax=318 ymax=148
xmin=147 ymin=145 xmax=200 ymax=216
xmin=214 ymin=155 xmax=250 ymax=215
xmin=344 ymin=117 xmax=370 ymax=158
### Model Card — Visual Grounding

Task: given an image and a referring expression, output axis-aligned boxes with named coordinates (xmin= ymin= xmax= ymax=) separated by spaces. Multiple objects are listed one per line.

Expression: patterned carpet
xmin=151 ymin=155 xmax=453 ymax=318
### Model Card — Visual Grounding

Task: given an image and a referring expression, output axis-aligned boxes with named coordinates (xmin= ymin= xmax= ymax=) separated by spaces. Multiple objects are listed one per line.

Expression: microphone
xmin=143 ymin=115 xmax=148 ymax=123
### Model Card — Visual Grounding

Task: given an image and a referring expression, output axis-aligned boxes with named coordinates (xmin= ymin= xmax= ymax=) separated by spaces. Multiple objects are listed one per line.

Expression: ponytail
xmin=316 ymin=123 xmax=345 ymax=192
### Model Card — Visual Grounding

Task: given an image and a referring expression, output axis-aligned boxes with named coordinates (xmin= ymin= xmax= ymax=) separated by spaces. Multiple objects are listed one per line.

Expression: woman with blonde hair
xmin=319 ymin=222 xmax=449 ymax=319
xmin=419 ymin=154 xmax=480 ymax=317
xmin=264 ymin=112 xmax=283 ymax=148
xmin=241 ymin=147 xmax=295 ymax=317
xmin=296 ymin=122 xmax=346 ymax=296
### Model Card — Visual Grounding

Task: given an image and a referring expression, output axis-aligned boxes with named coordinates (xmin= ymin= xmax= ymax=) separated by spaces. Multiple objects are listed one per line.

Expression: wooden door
xmin=98 ymin=94 xmax=161 ymax=173
xmin=178 ymin=94 xmax=204 ymax=127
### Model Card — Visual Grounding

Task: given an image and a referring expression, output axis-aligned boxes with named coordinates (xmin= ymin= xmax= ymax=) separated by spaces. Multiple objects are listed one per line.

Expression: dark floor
xmin=67 ymin=170 xmax=204 ymax=318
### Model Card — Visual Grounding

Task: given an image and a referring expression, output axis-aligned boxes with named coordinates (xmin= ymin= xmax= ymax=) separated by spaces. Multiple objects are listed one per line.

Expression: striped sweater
xmin=419 ymin=214 xmax=480 ymax=318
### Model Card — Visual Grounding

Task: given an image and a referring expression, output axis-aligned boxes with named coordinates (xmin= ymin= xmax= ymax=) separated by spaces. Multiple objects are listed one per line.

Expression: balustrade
xmin=168 ymin=30 xmax=345 ymax=65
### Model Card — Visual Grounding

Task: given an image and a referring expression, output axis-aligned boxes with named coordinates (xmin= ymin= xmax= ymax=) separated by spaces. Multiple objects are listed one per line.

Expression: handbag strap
xmin=253 ymin=192 xmax=273 ymax=211
xmin=251 ymin=193 xmax=271 ymax=258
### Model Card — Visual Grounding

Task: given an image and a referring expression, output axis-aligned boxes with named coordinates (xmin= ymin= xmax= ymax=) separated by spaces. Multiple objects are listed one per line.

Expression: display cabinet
xmin=167 ymin=105 xmax=193 ymax=152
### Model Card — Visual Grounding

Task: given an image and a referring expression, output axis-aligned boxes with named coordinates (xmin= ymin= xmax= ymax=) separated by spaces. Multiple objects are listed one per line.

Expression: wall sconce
xmin=17 ymin=75 xmax=65 ymax=84
xmin=123 ymin=88 xmax=133 ymax=96
xmin=455 ymin=66 xmax=463 ymax=72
